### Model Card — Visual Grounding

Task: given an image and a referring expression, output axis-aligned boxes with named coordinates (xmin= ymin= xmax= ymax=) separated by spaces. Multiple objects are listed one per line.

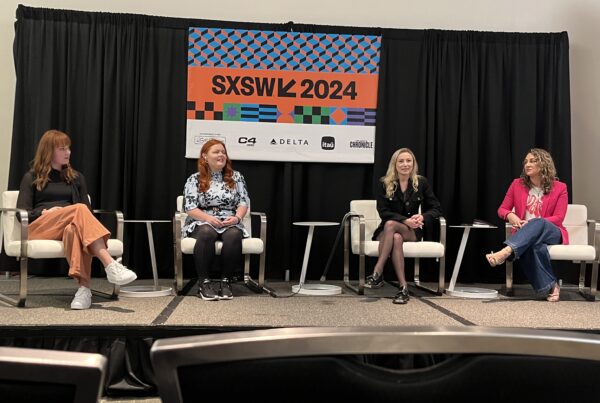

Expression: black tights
xmin=190 ymin=225 xmax=242 ymax=280
xmin=374 ymin=220 xmax=417 ymax=286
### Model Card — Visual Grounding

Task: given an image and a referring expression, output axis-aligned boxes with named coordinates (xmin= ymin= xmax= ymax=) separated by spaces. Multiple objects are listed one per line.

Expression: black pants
xmin=190 ymin=225 xmax=243 ymax=280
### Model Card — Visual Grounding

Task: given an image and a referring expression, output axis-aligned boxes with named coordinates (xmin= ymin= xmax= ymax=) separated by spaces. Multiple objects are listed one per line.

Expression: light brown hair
xmin=520 ymin=148 xmax=557 ymax=194
xmin=32 ymin=130 xmax=77 ymax=191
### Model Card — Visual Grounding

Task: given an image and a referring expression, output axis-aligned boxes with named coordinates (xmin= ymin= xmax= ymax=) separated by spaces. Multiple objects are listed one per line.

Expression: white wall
xmin=1 ymin=0 xmax=598 ymax=217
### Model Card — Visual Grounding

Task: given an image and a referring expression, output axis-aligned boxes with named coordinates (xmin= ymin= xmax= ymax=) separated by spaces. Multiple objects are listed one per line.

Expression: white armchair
xmin=505 ymin=204 xmax=598 ymax=300
xmin=173 ymin=196 xmax=267 ymax=294
xmin=343 ymin=200 xmax=446 ymax=295
xmin=0 ymin=190 xmax=124 ymax=307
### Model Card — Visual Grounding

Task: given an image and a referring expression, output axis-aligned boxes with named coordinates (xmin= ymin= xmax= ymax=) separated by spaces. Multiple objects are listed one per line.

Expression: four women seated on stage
xmin=17 ymin=130 xmax=137 ymax=310
xmin=14 ymin=130 xmax=569 ymax=306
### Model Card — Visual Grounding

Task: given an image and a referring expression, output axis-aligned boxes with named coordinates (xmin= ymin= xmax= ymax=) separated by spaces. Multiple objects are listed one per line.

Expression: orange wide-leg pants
xmin=28 ymin=204 xmax=110 ymax=287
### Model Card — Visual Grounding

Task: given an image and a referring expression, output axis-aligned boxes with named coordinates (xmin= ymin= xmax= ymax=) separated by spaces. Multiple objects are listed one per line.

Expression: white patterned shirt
xmin=182 ymin=170 xmax=250 ymax=237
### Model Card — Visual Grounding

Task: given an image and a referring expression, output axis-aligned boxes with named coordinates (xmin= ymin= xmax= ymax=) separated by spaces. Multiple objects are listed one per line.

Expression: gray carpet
xmin=0 ymin=276 xmax=597 ymax=330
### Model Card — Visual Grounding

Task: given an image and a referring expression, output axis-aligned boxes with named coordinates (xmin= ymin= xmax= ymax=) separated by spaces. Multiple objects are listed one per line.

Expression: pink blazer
xmin=497 ymin=178 xmax=569 ymax=245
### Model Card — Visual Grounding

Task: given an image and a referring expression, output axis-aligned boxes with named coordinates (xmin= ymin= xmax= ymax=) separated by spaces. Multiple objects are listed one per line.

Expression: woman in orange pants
xmin=17 ymin=130 xmax=137 ymax=309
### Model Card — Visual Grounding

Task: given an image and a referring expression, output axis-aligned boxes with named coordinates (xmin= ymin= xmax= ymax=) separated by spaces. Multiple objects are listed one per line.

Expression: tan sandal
xmin=485 ymin=247 xmax=511 ymax=267
xmin=547 ymin=284 xmax=560 ymax=302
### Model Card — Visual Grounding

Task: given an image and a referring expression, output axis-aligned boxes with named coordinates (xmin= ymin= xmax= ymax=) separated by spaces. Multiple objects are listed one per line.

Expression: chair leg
xmin=579 ymin=261 xmax=598 ymax=301
xmin=0 ymin=257 xmax=28 ymax=307
xmin=91 ymin=285 xmax=119 ymax=300
xmin=18 ymin=257 xmax=27 ymax=306
xmin=342 ymin=222 xmax=363 ymax=295
xmin=258 ymin=251 xmax=266 ymax=287
xmin=412 ymin=258 xmax=444 ymax=296
xmin=174 ymin=244 xmax=185 ymax=295
xmin=438 ymin=255 xmax=446 ymax=294
xmin=414 ymin=258 xmax=420 ymax=285
xmin=505 ymin=261 xmax=514 ymax=296
xmin=579 ymin=262 xmax=587 ymax=293
xmin=243 ymin=255 xmax=262 ymax=294
xmin=591 ymin=260 xmax=598 ymax=299
xmin=342 ymin=254 xmax=364 ymax=295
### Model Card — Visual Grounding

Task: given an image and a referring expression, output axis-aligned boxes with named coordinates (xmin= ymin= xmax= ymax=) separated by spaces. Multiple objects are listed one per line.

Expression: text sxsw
xmin=212 ymin=75 xmax=358 ymax=100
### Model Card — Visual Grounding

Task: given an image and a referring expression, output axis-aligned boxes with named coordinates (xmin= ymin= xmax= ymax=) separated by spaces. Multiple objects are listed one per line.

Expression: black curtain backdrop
xmin=374 ymin=29 xmax=572 ymax=283
xmin=8 ymin=5 xmax=574 ymax=286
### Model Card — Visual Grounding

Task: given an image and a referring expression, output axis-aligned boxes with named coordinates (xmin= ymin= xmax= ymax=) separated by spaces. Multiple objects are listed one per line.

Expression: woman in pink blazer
xmin=486 ymin=148 xmax=568 ymax=302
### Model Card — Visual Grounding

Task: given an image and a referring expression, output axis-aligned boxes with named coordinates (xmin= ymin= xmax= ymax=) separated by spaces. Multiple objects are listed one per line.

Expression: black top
xmin=16 ymin=169 xmax=91 ymax=223
xmin=372 ymin=176 xmax=442 ymax=241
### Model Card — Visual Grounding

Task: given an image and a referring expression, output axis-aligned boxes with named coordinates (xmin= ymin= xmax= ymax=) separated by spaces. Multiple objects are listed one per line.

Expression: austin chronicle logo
xmin=321 ymin=136 xmax=335 ymax=150
xmin=349 ymin=140 xmax=373 ymax=149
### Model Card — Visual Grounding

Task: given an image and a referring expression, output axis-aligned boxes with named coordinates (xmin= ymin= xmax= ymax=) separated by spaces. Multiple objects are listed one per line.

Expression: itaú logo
xmin=269 ymin=138 xmax=309 ymax=146
xmin=321 ymin=136 xmax=335 ymax=150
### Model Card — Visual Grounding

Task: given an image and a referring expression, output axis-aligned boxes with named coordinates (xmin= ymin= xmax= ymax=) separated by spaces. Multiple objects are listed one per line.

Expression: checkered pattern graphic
xmin=187 ymin=101 xmax=223 ymax=120
xmin=293 ymin=106 xmax=330 ymax=124
xmin=190 ymin=103 xmax=278 ymax=123
xmin=188 ymin=101 xmax=375 ymax=126
xmin=291 ymin=106 xmax=376 ymax=126
xmin=189 ymin=28 xmax=381 ymax=74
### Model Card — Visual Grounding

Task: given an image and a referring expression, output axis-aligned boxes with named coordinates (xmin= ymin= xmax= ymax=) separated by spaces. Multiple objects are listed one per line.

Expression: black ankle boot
xmin=365 ymin=272 xmax=384 ymax=288
xmin=393 ymin=285 xmax=409 ymax=304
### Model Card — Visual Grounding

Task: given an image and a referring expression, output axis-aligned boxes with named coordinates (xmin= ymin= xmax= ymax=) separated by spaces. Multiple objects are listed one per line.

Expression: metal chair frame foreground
xmin=151 ymin=326 xmax=600 ymax=403
xmin=0 ymin=346 xmax=106 ymax=403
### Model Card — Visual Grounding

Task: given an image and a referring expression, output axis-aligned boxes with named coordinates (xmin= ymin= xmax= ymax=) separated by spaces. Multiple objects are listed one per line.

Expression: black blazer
xmin=372 ymin=176 xmax=442 ymax=240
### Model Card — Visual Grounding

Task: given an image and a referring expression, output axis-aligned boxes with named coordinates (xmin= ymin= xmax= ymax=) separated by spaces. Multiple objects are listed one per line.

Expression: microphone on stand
xmin=244 ymin=276 xmax=278 ymax=298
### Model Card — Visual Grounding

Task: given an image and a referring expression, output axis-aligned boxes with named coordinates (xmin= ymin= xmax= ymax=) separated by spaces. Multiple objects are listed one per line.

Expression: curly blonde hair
xmin=381 ymin=148 xmax=419 ymax=198
xmin=32 ymin=130 xmax=78 ymax=191
xmin=520 ymin=148 xmax=557 ymax=194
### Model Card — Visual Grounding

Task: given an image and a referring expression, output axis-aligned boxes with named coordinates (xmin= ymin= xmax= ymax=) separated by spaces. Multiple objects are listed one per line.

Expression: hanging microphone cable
xmin=319 ymin=212 xmax=354 ymax=281
xmin=244 ymin=213 xmax=355 ymax=298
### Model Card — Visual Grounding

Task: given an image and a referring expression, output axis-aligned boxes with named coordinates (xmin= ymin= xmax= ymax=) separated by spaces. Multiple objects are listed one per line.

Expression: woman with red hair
xmin=182 ymin=139 xmax=250 ymax=301
xmin=17 ymin=130 xmax=137 ymax=310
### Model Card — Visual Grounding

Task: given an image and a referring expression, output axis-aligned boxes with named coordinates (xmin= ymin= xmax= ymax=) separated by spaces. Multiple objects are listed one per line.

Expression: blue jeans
xmin=504 ymin=218 xmax=562 ymax=293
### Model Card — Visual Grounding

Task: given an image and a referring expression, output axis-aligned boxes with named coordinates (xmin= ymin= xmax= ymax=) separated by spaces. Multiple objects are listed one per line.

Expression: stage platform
xmin=0 ymin=276 xmax=598 ymax=399
xmin=0 ymin=277 xmax=598 ymax=330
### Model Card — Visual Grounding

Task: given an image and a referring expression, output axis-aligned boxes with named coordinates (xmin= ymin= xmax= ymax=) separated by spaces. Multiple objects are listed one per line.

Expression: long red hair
xmin=197 ymin=139 xmax=235 ymax=192
xmin=32 ymin=130 xmax=78 ymax=191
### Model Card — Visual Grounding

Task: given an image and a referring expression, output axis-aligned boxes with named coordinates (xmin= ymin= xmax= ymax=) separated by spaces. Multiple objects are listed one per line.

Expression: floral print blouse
xmin=182 ymin=170 xmax=250 ymax=237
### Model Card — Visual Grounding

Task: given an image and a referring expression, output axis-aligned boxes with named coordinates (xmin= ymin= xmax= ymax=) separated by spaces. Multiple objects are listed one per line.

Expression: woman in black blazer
xmin=367 ymin=148 xmax=442 ymax=304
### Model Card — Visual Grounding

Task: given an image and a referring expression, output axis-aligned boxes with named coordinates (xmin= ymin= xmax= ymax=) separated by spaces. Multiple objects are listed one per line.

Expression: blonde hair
xmin=32 ymin=130 xmax=77 ymax=191
xmin=381 ymin=148 xmax=419 ymax=198
xmin=520 ymin=148 xmax=557 ymax=194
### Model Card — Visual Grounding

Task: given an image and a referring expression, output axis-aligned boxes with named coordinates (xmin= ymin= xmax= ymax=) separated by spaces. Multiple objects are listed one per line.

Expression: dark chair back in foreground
xmin=0 ymin=346 xmax=107 ymax=403
xmin=150 ymin=326 xmax=600 ymax=403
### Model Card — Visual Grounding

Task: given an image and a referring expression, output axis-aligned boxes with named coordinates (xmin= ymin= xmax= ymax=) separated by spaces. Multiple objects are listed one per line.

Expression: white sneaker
xmin=104 ymin=258 xmax=137 ymax=285
xmin=71 ymin=286 xmax=92 ymax=310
